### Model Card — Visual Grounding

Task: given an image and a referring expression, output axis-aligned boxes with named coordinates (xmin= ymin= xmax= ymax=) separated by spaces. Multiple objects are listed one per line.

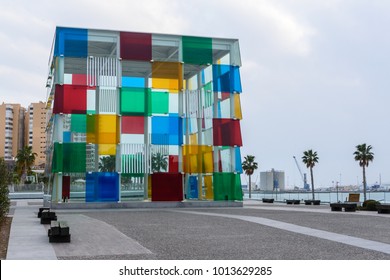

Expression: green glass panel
xmin=183 ymin=36 xmax=213 ymax=65
xmin=213 ymin=173 xmax=243 ymax=201
xmin=120 ymin=87 xmax=151 ymax=116
xmin=71 ymin=114 xmax=86 ymax=133
xmin=52 ymin=143 xmax=63 ymax=173
xmin=63 ymin=143 xmax=86 ymax=173
xmin=151 ymin=91 xmax=169 ymax=114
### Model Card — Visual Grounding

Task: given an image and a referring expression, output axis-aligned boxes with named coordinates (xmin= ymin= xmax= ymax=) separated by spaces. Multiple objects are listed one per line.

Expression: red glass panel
xmin=151 ymin=173 xmax=183 ymax=201
xmin=120 ymin=32 xmax=152 ymax=61
xmin=53 ymin=85 xmax=87 ymax=114
xmin=213 ymin=119 xmax=242 ymax=146
xmin=169 ymin=155 xmax=179 ymax=173
xmin=53 ymin=85 xmax=64 ymax=114
xmin=121 ymin=116 xmax=145 ymax=134
xmin=62 ymin=176 xmax=70 ymax=200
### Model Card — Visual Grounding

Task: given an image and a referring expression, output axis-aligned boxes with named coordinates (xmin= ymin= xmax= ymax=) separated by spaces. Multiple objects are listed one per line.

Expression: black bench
xmin=37 ymin=207 xmax=50 ymax=218
xmin=304 ymin=200 xmax=321 ymax=205
xmin=40 ymin=210 xmax=57 ymax=224
xmin=286 ymin=199 xmax=300 ymax=205
xmin=48 ymin=221 xmax=71 ymax=243
xmin=377 ymin=204 xmax=390 ymax=214
xmin=262 ymin=198 xmax=274 ymax=203
xmin=330 ymin=202 xmax=357 ymax=212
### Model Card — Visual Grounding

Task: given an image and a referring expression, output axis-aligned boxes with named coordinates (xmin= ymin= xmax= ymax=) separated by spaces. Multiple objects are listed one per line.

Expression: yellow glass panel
xmin=98 ymin=133 xmax=117 ymax=144
xmin=98 ymin=115 xmax=117 ymax=133
xmin=99 ymin=144 xmax=116 ymax=155
xmin=152 ymin=78 xmax=181 ymax=92
xmin=204 ymin=175 xmax=213 ymax=200
xmin=97 ymin=115 xmax=118 ymax=144
xmin=86 ymin=133 xmax=95 ymax=143
xmin=152 ymin=62 xmax=183 ymax=92
xmin=189 ymin=155 xmax=198 ymax=173
xmin=234 ymin=94 xmax=242 ymax=120
xmin=182 ymin=145 xmax=213 ymax=173
xmin=203 ymin=151 xmax=213 ymax=173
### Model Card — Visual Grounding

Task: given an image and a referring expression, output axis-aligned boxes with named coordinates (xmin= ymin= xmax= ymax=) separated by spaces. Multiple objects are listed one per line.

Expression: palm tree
xmin=353 ymin=143 xmax=374 ymax=201
xmin=242 ymin=155 xmax=258 ymax=199
xmin=302 ymin=149 xmax=319 ymax=200
xmin=151 ymin=153 xmax=168 ymax=172
xmin=15 ymin=146 xmax=37 ymax=182
xmin=99 ymin=155 xmax=116 ymax=172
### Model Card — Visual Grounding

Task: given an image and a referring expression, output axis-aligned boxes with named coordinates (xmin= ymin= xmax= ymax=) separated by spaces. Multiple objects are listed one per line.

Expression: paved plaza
xmin=6 ymin=199 xmax=390 ymax=260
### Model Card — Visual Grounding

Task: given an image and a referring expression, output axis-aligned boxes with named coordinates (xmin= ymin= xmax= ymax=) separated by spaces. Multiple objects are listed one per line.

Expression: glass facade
xmin=45 ymin=27 xmax=244 ymax=203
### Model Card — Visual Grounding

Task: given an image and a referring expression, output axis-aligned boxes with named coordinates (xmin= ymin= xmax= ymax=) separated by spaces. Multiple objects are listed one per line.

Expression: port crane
xmin=293 ymin=156 xmax=310 ymax=190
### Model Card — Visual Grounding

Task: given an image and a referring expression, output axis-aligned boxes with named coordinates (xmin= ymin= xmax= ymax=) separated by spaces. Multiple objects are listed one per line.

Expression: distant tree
xmin=99 ymin=155 xmax=116 ymax=172
xmin=354 ymin=143 xmax=374 ymax=201
xmin=242 ymin=155 xmax=258 ymax=199
xmin=0 ymin=158 xmax=11 ymax=222
xmin=302 ymin=149 xmax=319 ymax=200
xmin=151 ymin=153 xmax=168 ymax=173
xmin=15 ymin=146 xmax=37 ymax=182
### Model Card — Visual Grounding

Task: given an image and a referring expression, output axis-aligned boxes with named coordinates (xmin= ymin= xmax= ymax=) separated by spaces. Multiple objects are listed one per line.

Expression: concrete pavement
xmin=5 ymin=199 xmax=390 ymax=260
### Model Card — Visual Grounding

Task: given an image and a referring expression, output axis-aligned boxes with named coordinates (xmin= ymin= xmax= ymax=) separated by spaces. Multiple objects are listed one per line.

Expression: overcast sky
xmin=1 ymin=0 xmax=389 ymax=188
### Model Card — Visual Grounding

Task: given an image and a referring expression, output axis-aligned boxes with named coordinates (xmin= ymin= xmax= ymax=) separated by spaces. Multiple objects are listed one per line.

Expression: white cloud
xmin=225 ymin=0 xmax=317 ymax=56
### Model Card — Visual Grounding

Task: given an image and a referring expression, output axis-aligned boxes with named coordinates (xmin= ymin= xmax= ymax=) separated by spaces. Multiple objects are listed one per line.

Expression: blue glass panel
xmin=212 ymin=64 xmax=230 ymax=92
xmin=212 ymin=65 xmax=242 ymax=93
xmin=232 ymin=66 xmax=242 ymax=93
xmin=122 ymin=77 xmax=145 ymax=88
xmin=54 ymin=27 xmax=88 ymax=57
xmin=235 ymin=147 xmax=243 ymax=173
xmin=188 ymin=176 xmax=198 ymax=199
xmin=86 ymin=172 xmax=119 ymax=202
xmin=151 ymin=114 xmax=183 ymax=145
xmin=63 ymin=131 xmax=71 ymax=143
xmin=85 ymin=173 xmax=96 ymax=201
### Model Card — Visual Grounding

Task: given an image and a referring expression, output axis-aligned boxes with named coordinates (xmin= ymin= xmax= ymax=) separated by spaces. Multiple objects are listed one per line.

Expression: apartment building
xmin=25 ymin=102 xmax=47 ymax=167
xmin=0 ymin=103 xmax=25 ymax=160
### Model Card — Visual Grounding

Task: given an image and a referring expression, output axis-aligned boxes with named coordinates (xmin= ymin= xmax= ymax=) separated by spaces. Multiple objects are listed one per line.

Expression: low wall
xmin=50 ymin=200 xmax=243 ymax=209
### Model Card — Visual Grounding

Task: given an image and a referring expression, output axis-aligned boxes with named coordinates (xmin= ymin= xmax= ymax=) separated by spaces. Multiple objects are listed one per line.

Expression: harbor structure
xmin=260 ymin=169 xmax=285 ymax=191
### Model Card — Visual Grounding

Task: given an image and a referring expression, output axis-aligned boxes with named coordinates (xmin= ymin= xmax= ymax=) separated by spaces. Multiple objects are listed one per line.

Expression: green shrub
xmin=0 ymin=158 xmax=11 ymax=222
xmin=362 ymin=200 xmax=379 ymax=211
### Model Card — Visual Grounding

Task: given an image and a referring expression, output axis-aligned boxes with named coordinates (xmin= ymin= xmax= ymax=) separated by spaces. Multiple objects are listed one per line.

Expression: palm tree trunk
xmin=362 ymin=165 xmax=367 ymax=201
xmin=248 ymin=175 xmax=252 ymax=199
xmin=310 ymin=167 xmax=315 ymax=200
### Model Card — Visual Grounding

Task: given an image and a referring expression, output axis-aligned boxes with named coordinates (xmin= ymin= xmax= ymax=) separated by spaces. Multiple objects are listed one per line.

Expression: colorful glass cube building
xmin=45 ymin=27 xmax=244 ymax=204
